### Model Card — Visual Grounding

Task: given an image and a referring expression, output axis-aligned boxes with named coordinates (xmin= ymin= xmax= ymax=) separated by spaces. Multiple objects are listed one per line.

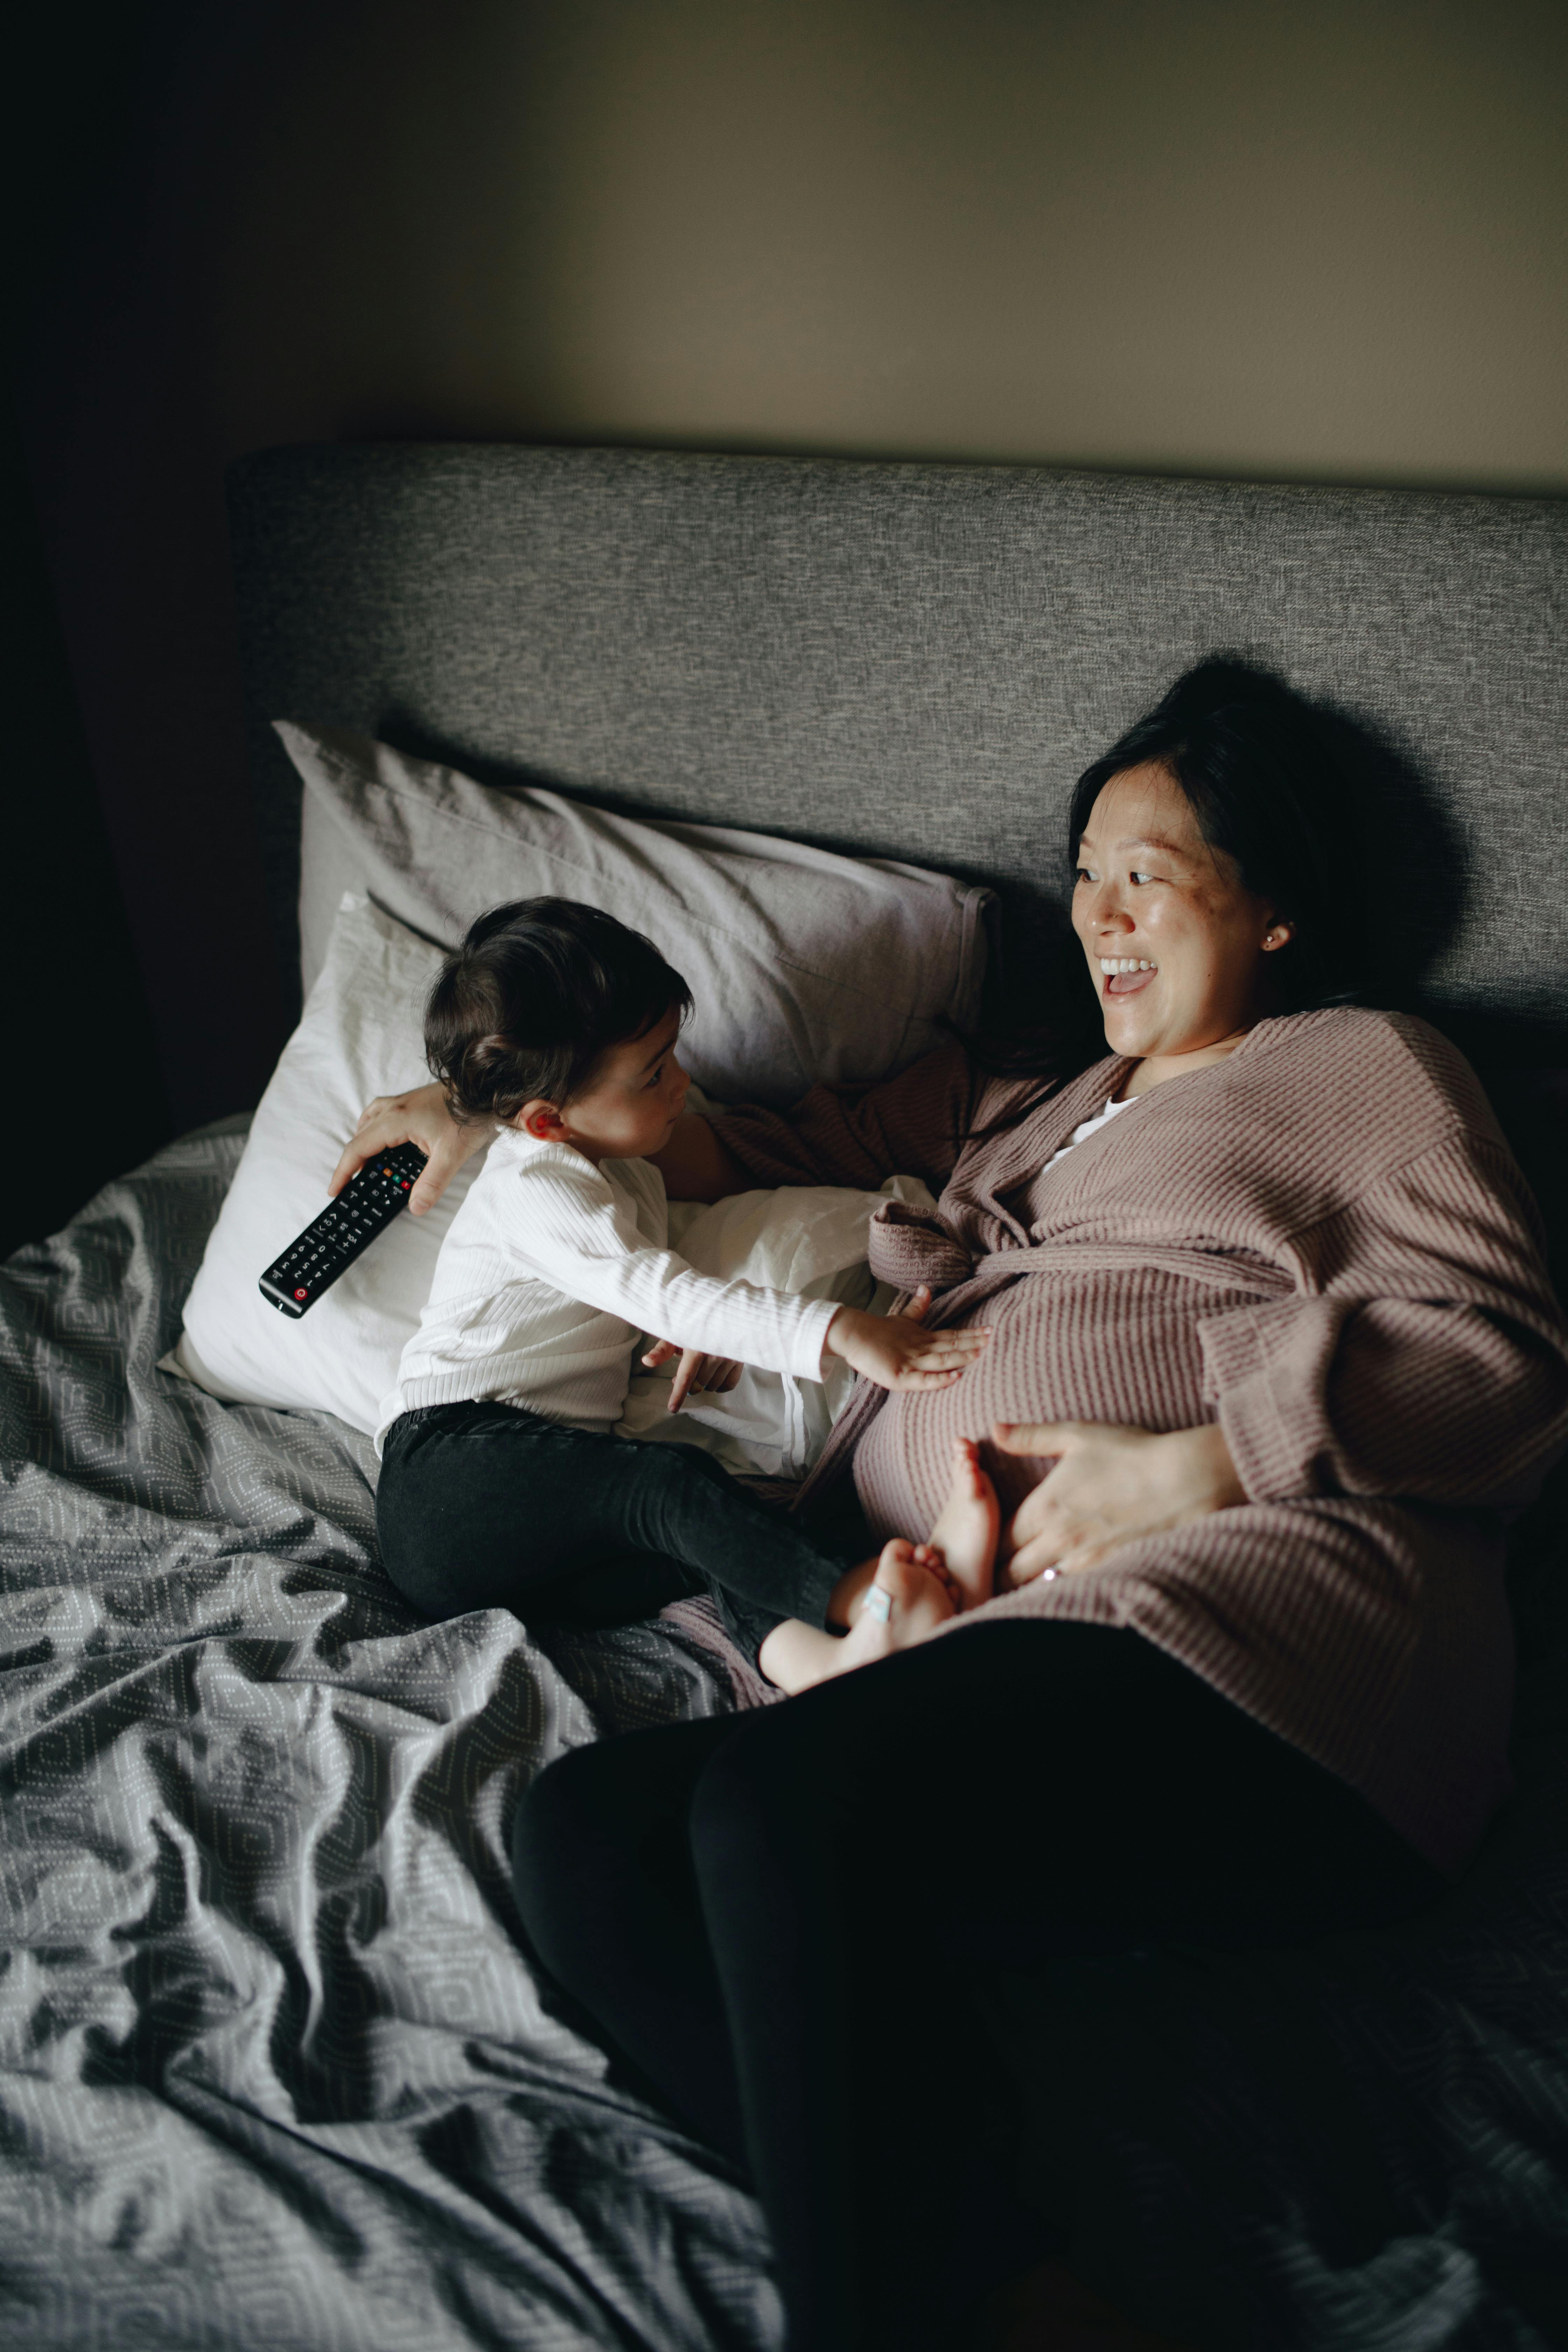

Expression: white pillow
xmin=285 ymin=722 xmax=993 ymax=1106
xmin=164 ymin=897 xmax=476 ymax=1435
xmin=164 ymin=892 xmax=940 ymax=1449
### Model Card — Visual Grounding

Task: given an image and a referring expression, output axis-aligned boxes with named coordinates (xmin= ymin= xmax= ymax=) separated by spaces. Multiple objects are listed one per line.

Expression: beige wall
xmin=216 ymin=0 xmax=1567 ymax=488
xmin=23 ymin=0 xmax=1567 ymax=1122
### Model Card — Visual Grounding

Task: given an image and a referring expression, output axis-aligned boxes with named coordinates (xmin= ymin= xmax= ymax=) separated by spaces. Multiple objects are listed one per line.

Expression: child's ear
xmin=518 ymin=1099 xmax=568 ymax=1141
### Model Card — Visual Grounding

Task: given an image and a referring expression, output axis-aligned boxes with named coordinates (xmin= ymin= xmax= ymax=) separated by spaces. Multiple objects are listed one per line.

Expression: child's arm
xmin=820 ymin=1288 xmax=992 ymax=1392
xmin=640 ymin=1295 xmax=995 ymax=1412
xmin=513 ymin=1155 xmax=838 ymax=1381
xmin=514 ymin=1159 xmax=990 ymax=1391
xmin=642 ymin=1296 xmax=990 ymax=1405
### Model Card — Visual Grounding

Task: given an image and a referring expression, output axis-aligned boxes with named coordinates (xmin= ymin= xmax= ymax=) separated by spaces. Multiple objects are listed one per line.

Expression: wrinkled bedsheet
xmin=1 ymin=1122 xmax=777 ymax=2352
xmin=3 ymin=1124 xmax=1567 ymax=2352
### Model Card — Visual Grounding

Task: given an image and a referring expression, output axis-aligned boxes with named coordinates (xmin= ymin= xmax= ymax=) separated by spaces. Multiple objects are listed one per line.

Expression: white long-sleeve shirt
xmin=376 ymin=1129 xmax=840 ymax=1451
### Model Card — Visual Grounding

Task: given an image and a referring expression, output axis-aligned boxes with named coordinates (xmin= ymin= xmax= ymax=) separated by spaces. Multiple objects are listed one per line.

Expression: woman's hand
xmin=993 ymin=1420 xmax=1246 ymax=1584
xmin=641 ymin=1340 xmax=745 ymax=1414
xmin=826 ymin=1288 xmax=992 ymax=1392
xmin=330 ymin=1082 xmax=490 ymax=1217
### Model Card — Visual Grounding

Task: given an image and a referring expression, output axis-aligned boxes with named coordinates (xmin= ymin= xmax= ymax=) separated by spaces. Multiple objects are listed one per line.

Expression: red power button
xmin=294 ymin=1287 xmax=308 ymax=1301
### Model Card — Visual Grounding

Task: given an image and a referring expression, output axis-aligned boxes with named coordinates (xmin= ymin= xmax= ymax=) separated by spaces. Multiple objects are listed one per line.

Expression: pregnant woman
xmin=347 ymin=662 xmax=1568 ymax=2350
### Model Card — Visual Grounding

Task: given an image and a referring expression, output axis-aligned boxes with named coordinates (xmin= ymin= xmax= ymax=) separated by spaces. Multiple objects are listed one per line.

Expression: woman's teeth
xmin=1099 ymin=959 xmax=1156 ymax=974
xmin=1100 ymin=956 xmax=1157 ymax=997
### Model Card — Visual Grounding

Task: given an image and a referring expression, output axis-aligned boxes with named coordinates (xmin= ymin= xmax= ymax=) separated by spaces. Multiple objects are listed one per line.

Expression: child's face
xmin=518 ymin=1006 xmax=690 ymax=1163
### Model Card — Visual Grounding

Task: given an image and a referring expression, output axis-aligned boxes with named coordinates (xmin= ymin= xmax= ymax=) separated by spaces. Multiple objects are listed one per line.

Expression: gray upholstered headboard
xmin=229 ymin=444 xmax=1566 ymax=1034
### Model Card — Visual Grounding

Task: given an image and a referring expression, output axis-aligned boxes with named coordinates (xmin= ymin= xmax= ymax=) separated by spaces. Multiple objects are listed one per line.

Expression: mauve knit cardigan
xmin=710 ymin=1008 xmax=1568 ymax=1872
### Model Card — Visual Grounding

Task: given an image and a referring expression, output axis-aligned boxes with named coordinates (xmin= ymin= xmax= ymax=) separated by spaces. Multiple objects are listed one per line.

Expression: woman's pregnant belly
xmin=853 ymin=1267 xmax=1261 ymax=1540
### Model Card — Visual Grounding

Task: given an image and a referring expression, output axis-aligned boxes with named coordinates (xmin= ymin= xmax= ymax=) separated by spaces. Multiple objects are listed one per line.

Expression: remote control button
xmin=295 ymin=1287 xmax=308 ymax=1300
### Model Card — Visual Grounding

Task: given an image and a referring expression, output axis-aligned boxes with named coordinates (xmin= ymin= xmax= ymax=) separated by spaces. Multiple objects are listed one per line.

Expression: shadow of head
xmin=1068 ymin=654 xmax=1468 ymax=1021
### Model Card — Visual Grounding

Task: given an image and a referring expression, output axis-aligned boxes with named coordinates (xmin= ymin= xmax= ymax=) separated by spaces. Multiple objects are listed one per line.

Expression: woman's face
xmin=1072 ymin=762 xmax=1289 ymax=1066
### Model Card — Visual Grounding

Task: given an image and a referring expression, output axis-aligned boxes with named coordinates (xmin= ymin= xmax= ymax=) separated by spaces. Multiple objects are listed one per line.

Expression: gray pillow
xmin=282 ymin=722 xmax=994 ymax=1105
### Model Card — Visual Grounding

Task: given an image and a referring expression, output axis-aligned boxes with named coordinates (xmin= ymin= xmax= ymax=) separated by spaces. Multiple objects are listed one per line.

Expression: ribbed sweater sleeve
xmin=1198 ymin=1128 xmax=1568 ymax=1509
xmin=709 ymin=1040 xmax=979 ymax=1192
xmin=510 ymin=1156 xmax=839 ymax=1382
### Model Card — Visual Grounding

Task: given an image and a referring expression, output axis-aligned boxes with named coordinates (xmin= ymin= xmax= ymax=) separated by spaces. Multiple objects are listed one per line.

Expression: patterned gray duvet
xmin=3 ymin=1125 xmax=1566 ymax=2351
xmin=1 ymin=1124 xmax=776 ymax=2352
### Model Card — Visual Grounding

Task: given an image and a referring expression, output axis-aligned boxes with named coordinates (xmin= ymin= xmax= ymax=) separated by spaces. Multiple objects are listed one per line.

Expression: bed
xmin=3 ymin=445 xmax=1566 ymax=2351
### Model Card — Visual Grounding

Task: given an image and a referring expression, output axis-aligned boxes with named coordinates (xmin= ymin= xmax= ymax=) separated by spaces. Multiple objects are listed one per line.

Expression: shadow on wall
xmin=15 ymin=0 xmax=1568 ymax=1213
xmin=1310 ymin=699 xmax=1467 ymax=1008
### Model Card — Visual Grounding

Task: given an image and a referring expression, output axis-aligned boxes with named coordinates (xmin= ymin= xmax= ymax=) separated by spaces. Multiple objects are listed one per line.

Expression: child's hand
xmin=824 ymin=1287 xmax=991 ymax=1392
xmin=642 ymin=1340 xmax=745 ymax=1414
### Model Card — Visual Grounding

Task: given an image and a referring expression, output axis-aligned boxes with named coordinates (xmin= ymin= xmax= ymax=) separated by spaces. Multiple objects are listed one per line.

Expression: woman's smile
xmin=1073 ymin=760 xmax=1288 ymax=1082
xmin=1101 ymin=958 xmax=1158 ymax=997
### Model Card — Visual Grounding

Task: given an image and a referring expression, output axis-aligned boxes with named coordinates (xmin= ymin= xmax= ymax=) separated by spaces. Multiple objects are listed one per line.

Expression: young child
xmin=373 ymin=898 xmax=999 ymax=1685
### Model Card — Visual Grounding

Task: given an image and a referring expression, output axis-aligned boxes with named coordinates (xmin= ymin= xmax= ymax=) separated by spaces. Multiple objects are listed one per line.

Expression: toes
xmin=950 ymin=1437 xmax=986 ymax=1497
xmin=876 ymin=1550 xmax=925 ymax=1598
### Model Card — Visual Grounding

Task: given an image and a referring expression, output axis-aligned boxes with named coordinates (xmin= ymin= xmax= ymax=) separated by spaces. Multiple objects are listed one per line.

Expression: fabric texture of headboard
xmin=228 ymin=443 xmax=1567 ymax=1033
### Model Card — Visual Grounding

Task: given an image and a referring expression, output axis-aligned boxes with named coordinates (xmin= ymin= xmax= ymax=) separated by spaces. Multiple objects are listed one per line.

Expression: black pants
xmin=512 ymin=1621 xmax=1444 ymax=2352
xmin=377 ymin=1399 xmax=854 ymax=1654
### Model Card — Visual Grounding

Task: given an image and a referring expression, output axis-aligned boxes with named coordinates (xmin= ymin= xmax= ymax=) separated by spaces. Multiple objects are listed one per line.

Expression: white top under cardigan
xmin=377 ymin=1128 xmax=840 ymax=1452
xmin=1045 ymin=1093 xmax=1132 ymax=1167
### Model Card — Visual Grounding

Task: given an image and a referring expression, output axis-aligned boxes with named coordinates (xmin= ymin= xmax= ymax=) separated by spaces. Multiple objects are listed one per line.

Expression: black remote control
xmin=258 ymin=1142 xmax=429 ymax=1316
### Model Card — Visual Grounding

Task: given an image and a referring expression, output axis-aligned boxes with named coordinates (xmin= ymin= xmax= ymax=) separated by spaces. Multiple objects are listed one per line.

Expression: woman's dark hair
xmin=1067 ymin=657 xmax=1364 ymax=1014
xmin=960 ymin=657 xmax=1372 ymax=1129
xmin=425 ymin=898 xmax=692 ymax=1125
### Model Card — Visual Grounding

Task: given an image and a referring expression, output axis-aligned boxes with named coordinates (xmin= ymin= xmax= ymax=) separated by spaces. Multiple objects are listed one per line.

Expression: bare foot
xmin=816 ymin=1540 xmax=957 ymax=1681
xmin=826 ymin=1546 xmax=961 ymax=1627
xmin=925 ymin=1437 xmax=1001 ymax=1610
xmin=760 ymin=1542 xmax=960 ymax=1693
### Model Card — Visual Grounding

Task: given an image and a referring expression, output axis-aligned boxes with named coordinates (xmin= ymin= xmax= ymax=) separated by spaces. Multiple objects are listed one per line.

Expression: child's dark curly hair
xmin=424 ymin=898 xmax=692 ymax=1126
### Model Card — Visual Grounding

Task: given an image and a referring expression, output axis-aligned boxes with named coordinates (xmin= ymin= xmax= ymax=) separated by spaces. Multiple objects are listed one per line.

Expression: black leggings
xmin=512 ymin=1621 xmax=1444 ymax=2352
xmin=377 ymin=1399 xmax=855 ymax=1654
